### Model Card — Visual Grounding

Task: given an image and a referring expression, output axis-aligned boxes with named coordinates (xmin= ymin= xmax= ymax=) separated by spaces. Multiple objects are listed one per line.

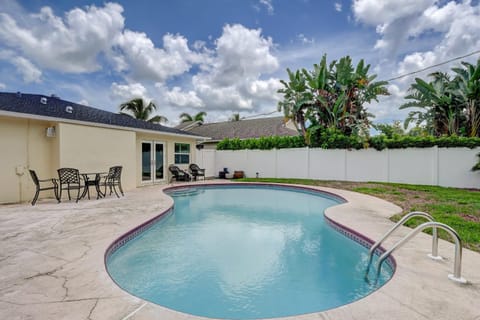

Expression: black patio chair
xmin=57 ymin=168 xmax=83 ymax=203
xmin=168 ymin=164 xmax=191 ymax=182
xmin=189 ymin=163 xmax=205 ymax=181
xmin=29 ymin=170 xmax=59 ymax=205
xmin=99 ymin=166 xmax=124 ymax=198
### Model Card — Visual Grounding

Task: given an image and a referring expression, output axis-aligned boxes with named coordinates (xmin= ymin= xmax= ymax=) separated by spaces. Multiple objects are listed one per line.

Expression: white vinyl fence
xmin=197 ymin=147 xmax=480 ymax=189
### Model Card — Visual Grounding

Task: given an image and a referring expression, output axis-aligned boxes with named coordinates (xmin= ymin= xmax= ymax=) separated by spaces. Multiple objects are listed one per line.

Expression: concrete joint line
xmin=121 ymin=302 xmax=148 ymax=320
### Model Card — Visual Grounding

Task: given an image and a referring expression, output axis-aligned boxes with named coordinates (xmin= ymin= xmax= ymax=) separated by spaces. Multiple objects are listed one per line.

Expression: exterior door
xmin=141 ymin=141 xmax=164 ymax=183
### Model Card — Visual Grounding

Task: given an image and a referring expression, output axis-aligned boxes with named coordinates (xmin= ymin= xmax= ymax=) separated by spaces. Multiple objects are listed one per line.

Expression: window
xmin=174 ymin=143 xmax=190 ymax=164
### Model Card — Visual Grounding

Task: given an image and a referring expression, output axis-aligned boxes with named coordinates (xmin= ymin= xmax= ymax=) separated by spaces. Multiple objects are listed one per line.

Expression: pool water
xmin=106 ymin=185 xmax=393 ymax=319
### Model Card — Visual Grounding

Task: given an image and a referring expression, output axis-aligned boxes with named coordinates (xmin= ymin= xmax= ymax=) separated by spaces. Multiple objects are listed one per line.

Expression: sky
xmin=0 ymin=0 xmax=479 ymax=126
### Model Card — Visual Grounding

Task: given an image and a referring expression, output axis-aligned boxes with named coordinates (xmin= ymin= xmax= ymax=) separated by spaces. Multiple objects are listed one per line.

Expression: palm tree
xmin=179 ymin=111 xmax=207 ymax=124
xmin=119 ymin=98 xmax=168 ymax=124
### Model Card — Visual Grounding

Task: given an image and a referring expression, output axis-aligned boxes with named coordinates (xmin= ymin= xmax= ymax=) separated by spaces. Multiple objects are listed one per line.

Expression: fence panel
xmin=309 ymin=149 xmax=346 ymax=180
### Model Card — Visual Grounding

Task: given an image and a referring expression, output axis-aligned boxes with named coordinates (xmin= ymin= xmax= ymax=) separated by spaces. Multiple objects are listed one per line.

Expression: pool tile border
xmin=104 ymin=207 xmax=173 ymax=261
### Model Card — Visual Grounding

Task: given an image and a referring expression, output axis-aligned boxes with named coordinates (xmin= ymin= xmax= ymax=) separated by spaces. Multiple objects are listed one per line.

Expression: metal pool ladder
xmin=365 ymin=211 xmax=467 ymax=284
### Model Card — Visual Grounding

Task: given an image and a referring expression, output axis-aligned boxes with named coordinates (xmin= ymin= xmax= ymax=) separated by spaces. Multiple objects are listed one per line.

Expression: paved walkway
xmin=0 ymin=181 xmax=479 ymax=320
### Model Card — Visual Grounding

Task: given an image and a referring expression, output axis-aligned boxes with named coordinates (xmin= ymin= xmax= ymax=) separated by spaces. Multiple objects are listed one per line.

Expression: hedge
xmin=216 ymin=134 xmax=480 ymax=151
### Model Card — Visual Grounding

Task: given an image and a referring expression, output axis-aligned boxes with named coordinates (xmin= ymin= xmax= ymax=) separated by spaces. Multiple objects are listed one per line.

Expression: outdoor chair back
xmin=168 ymin=164 xmax=191 ymax=182
xmin=29 ymin=170 xmax=58 ymax=205
xmin=57 ymin=168 xmax=83 ymax=202
xmin=188 ymin=163 xmax=205 ymax=181
xmin=100 ymin=165 xmax=124 ymax=198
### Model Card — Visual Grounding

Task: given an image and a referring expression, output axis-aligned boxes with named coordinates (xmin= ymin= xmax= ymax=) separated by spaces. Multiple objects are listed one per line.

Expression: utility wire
xmin=383 ymin=49 xmax=480 ymax=82
xmin=241 ymin=110 xmax=279 ymax=119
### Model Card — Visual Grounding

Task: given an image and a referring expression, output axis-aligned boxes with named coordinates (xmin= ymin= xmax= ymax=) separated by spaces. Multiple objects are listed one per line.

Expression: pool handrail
xmin=375 ymin=221 xmax=467 ymax=284
xmin=364 ymin=211 xmax=439 ymax=278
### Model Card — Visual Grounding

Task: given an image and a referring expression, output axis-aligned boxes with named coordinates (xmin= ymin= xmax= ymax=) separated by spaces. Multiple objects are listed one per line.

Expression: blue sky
xmin=1 ymin=0 xmax=479 ymax=125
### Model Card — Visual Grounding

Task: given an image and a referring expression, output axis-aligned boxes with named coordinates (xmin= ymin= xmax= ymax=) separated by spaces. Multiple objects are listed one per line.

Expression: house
xmin=176 ymin=116 xmax=299 ymax=149
xmin=0 ymin=92 xmax=206 ymax=204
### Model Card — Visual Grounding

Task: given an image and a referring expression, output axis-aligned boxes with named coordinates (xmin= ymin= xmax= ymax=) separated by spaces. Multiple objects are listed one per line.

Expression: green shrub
xmin=217 ymin=133 xmax=480 ymax=151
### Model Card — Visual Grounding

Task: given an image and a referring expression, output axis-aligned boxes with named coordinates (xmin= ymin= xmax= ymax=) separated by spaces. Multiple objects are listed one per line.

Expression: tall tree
xmin=119 ymin=98 xmax=168 ymax=124
xmin=452 ymin=60 xmax=480 ymax=137
xmin=278 ymin=54 xmax=389 ymax=144
xmin=400 ymin=59 xmax=480 ymax=137
xmin=179 ymin=111 xmax=207 ymax=124
xmin=277 ymin=68 xmax=310 ymax=138
xmin=400 ymin=72 xmax=460 ymax=136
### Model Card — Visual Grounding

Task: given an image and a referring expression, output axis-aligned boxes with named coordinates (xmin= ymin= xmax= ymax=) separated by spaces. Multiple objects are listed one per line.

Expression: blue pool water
xmin=106 ymin=185 xmax=393 ymax=319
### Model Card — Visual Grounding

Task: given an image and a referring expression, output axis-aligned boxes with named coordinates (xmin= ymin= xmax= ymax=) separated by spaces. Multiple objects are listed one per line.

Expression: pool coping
xmin=1 ymin=180 xmax=479 ymax=320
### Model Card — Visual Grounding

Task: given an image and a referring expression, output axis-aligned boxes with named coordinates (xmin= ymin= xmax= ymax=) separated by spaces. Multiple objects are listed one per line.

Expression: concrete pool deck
xmin=0 ymin=181 xmax=479 ymax=320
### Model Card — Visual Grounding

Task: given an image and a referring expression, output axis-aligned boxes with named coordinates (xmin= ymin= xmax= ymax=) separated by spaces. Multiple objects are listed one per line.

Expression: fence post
xmin=307 ymin=147 xmax=310 ymax=179
xmin=275 ymin=149 xmax=278 ymax=178
xmin=433 ymin=146 xmax=439 ymax=186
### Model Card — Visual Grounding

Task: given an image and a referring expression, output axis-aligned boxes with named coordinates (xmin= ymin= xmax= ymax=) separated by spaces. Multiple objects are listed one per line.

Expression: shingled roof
xmin=177 ymin=117 xmax=299 ymax=142
xmin=0 ymin=92 xmax=203 ymax=138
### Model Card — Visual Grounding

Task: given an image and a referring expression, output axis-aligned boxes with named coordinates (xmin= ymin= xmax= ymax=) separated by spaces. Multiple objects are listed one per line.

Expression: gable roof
xmin=177 ymin=116 xmax=299 ymax=142
xmin=0 ymin=92 xmax=204 ymax=139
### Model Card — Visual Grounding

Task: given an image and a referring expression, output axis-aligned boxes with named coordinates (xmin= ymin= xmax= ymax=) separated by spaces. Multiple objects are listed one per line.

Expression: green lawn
xmin=240 ymin=178 xmax=480 ymax=252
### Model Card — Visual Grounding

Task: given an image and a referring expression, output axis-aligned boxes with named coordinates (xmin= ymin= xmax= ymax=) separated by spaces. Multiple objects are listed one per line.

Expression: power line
xmin=383 ymin=49 xmax=480 ymax=82
xmin=241 ymin=109 xmax=279 ymax=119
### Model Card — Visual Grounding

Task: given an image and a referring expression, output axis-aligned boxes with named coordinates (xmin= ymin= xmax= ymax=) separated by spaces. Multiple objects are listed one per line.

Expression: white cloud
xmin=0 ymin=50 xmax=41 ymax=83
xmin=11 ymin=56 xmax=42 ymax=83
xmin=247 ymin=78 xmax=282 ymax=100
xmin=351 ymin=0 xmax=480 ymax=124
xmin=334 ymin=2 xmax=342 ymax=12
xmin=0 ymin=82 xmax=6 ymax=90
xmin=114 ymin=31 xmax=210 ymax=82
xmin=396 ymin=1 xmax=480 ymax=76
xmin=209 ymin=24 xmax=278 ymax=86
xmin=180 ymin=24 xmax=280 ymax=112
xmin=110 ymin=82 xmax=149 ymax=102
xmin=259 ymin=0 xmax=274 ymax=15
xmin=0 ymin=3 xmax=283 ymax=121
xmin=163 ymin=86 xmax=204 ymax=108
xmin=297 ymin=33 xmax=315 ymax=44
xmin=353 ymin=0 xmax=434 ymax=26
xmin=353 ymin=0 xmax=435 ymax=54
xmin=0 ymin=3 xmax=125 ymax=73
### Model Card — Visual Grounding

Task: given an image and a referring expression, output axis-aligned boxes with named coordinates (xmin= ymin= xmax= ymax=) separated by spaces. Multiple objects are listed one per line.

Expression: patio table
xmin=80 ymin=172 xmax=106 ymax=200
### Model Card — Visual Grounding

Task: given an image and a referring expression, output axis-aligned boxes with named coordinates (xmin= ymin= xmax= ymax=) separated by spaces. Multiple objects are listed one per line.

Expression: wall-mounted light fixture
xmin=46 ymin=126 xmax=56 ymax=137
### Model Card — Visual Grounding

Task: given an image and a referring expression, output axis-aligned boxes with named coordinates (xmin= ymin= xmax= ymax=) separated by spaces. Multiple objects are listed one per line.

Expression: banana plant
xmin=452 ymin=59 xmax=480 ymax=137
xmin=278 ymin=54 xmax=389 ymax=144
xmin=278 ymin=68 xmax=313 ymax=141
xmin=400 ymin=73 xmax=459 ymax=136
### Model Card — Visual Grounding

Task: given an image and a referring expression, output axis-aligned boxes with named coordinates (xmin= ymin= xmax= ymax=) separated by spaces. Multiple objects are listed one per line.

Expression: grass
xmin=240 ymin=178 xmax=480 ymax=252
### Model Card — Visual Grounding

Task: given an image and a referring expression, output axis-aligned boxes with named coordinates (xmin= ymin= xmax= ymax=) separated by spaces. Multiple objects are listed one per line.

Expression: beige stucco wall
xmin=0 ymin=115 xmax=199 ymax=204
xmin=57 ymin=122 xmax=137 ymax=190
xmin=0 ymin=116 xmax=56 ymax=204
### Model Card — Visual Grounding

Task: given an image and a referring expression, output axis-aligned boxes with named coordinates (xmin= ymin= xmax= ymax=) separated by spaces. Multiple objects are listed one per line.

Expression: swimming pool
xmin=106 ymin=184 xmax=394 ymax=319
